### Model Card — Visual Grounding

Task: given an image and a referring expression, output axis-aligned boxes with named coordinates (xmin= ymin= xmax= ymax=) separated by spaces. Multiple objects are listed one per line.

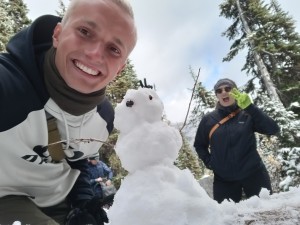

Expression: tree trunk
xmin=235 ymin=0 xmax=284 ymax=107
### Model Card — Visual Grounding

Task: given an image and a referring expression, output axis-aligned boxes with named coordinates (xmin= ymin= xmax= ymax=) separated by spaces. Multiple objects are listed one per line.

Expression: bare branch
xmin=180 ymin=67 xmax=201 ymax=132
xmin=48 ymin=138 xmax=115 ymax=148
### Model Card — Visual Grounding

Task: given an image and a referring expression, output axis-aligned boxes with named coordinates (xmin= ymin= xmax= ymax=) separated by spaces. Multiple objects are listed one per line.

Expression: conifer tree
xmin=56 ymin=0 xmax=67 ymax=18
xmin=106 ymin=59 xmax=140 ymax=107
xmin=188 ymin=68 xmax=216 ymax=127
xmin=261 ymin=0 xmax=300 ymax=114
xmin=175 ymin=134 xmax=204 ymax=180
xmin=6 ymin=0 xmax=31 ymax=33
xmin=253 ymin=87 xmax=300 ymax=191
xmin=220 ymin=0 xmax=300 ymax=117
xmin=0 ymin=0 xmax=14 ymax=52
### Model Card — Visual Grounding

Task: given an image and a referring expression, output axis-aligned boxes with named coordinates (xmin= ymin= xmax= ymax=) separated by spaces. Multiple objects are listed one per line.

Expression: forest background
xmin=0 ymin=0 xmax=299 ymax=195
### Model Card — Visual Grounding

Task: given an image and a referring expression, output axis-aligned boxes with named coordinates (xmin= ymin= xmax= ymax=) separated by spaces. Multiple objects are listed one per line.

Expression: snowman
xmin=108 ymin=87 xmax=225 ymax=225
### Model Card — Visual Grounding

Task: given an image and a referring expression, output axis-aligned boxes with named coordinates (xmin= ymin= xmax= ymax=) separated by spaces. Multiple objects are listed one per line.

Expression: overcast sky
xmin=23 ymin=0 xmax=300 ymax=123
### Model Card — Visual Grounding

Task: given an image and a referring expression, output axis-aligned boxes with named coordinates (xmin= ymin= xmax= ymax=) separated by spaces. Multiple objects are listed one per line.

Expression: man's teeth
xmin=75 ymin=61 xmax=98 ymax=76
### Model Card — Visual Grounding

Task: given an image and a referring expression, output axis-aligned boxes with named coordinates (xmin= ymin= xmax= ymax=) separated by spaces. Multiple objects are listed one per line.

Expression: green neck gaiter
xmin=43 ymin=47 xmax=106 ymax=116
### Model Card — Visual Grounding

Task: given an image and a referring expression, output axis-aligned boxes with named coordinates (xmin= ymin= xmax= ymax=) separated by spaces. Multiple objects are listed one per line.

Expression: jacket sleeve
xmin=244 ymin=104 xmax=280 ymax=135
xmin=102 ymin=162 xmax=113 ymax=180
xmin=193 ymin=116 xmax=212 ymax=169
xmin=66 ymin=158 xmax=94 ymax=208
xmin=97 ymin=97 xmax=115 ymax=134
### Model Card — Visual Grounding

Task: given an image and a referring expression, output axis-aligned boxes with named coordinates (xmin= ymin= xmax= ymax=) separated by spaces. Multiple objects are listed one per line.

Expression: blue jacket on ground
xmin=88 ymin=161 xmax=113 ymax=181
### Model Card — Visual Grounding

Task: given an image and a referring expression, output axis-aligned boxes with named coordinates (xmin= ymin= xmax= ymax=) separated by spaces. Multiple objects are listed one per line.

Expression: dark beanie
xmin=214 ymin=78 xmax=237 ymax=91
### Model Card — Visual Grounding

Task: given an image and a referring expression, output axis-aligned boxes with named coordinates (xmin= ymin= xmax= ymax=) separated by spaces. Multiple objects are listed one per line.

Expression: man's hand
xmin=229 ymin=88 xmax=252 ymax=109
xmin=95 ymin=177 xmax=103 ymax=183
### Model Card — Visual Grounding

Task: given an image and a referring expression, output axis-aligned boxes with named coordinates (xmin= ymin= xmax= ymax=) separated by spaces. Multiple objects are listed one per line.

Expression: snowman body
xmin=108 ymin=88 xmax=223 ymax=225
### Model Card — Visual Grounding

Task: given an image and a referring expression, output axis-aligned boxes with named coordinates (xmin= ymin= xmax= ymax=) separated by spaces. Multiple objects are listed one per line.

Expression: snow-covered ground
xmin=11 ymin=186 xmax=300 ymax=225
xmin=106 ymin=187 xmax=300 ymax=225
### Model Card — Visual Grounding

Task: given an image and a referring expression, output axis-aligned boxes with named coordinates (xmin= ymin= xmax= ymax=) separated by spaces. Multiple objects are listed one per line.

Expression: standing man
xmin=194 ymin=78 xmax=279 ymax=203
xmin=0 ymin=0 xmax=137 ymax=224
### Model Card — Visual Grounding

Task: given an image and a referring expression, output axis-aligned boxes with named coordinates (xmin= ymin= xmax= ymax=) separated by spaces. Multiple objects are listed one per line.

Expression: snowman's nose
xmin=126 ymin=100 xmax=134 ymax=107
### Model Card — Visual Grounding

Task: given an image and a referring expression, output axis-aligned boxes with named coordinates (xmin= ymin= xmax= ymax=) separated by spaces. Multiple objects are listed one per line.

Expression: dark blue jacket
xmin=194 ymin=103 xmax=279 ymax=181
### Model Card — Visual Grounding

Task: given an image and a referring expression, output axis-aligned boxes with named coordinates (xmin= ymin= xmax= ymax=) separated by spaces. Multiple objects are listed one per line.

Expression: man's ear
xmin=52 ymin=23 xmax=62 ymax=48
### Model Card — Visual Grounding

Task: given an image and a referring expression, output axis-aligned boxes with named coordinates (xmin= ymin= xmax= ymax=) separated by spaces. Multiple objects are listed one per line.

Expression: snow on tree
xmin=0 ymin=0 xmax=14 ymax=52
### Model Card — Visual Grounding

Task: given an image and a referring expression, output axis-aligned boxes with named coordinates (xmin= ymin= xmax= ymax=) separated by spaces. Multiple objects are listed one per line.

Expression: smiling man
xmin=194 ymin=78 xmax=279 ymax=204
xmin=0 ymin=0 xmax=136 ymax=224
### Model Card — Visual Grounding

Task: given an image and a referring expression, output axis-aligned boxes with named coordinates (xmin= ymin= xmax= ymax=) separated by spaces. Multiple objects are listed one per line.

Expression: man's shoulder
xmin=97 ymin=98 xmax=115 ymax=134
xmin=97 ymin=161 xmax=104 ymax=167
xmin=202 ymin=109 xmax=218 ymax=120
xmin=0 ymin=49 xmax=49 ymax=128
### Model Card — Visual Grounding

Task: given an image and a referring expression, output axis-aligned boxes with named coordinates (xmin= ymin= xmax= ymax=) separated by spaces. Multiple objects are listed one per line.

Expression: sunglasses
xmin=215 ymin=86 xmax=232 ymax=94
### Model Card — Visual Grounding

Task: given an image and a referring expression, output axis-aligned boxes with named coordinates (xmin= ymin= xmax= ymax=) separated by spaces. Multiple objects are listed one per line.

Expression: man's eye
xmin=79 ymin=28 xmax=90 ymax=36
xmin=109 ymin=46 xmax=121 ymax=55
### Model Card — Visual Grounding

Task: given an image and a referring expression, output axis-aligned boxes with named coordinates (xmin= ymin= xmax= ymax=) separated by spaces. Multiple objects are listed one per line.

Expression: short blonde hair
xmin=61 ymin=0 xmax=137 ymax=54
xmin=62 ymin=0 xmax=134 ymax=25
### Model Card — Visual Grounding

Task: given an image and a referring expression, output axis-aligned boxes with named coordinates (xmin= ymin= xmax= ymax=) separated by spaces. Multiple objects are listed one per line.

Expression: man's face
xmin=90 ymin=159 xmax=98 ymax=165
xmin=215 ymin=85 xmax=235 ymax=107
xmin=52 ymin=0 xmax=136 ymax=94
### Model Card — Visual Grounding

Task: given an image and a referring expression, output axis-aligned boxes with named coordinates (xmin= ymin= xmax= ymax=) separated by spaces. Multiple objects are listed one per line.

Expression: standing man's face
xmin=52 ymin=0 xmax=136 ymax=94
xmin=215 ymin=85 xmax=235 ymax=107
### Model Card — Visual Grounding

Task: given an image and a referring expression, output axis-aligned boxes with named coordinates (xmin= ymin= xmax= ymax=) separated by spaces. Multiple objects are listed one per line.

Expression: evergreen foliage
xmin=175 ymin=133 xmax=204 ymax=180
xmin=106 ymin=59 xmax=140 ymax=107
xmin=188 ymin=68 xmax=216 ymax=127
xmin=220 ymin=0 xmax=300 ymax=118
xmin=6 ymin=0 xmax=31 ymax=33
xmin=254 ymin=90 xmax=300 ymax=148
xmin=0 ymin=0 xmax=14 ymax=52
xmin=56 ymin=0 xmax=67 ymax=18
xmin=0 ymin=0 xmax=31 ymax=52
xmin=254 ymin=88 xmax=300 ymax=191
xmin=277 ymin=147 xmax=300 ymax=191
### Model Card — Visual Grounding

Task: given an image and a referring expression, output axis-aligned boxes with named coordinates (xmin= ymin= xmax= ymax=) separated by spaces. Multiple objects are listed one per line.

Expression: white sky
xmin=23 ymin=0 xmax=300 ymax=123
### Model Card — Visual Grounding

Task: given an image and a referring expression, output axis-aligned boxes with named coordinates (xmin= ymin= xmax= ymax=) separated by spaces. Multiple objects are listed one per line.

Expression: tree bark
xmin=235 ymin=0 xmax=284 ymax=106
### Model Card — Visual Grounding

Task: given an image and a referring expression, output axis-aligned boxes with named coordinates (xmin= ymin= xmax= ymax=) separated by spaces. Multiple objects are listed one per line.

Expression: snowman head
xmin=115 ymin=88 xmax=164 ymax=133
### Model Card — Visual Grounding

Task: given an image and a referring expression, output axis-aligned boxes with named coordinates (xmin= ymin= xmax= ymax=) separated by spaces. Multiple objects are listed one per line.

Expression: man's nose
xmin=85 ymin=42 xmax=105 ymax=60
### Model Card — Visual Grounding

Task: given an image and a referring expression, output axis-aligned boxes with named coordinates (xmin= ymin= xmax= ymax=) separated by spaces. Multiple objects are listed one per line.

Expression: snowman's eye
xmin=149 ymin=95 xmax=153 ymax=100
xmin=126 ymin=100 xmax=134 ymax=107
